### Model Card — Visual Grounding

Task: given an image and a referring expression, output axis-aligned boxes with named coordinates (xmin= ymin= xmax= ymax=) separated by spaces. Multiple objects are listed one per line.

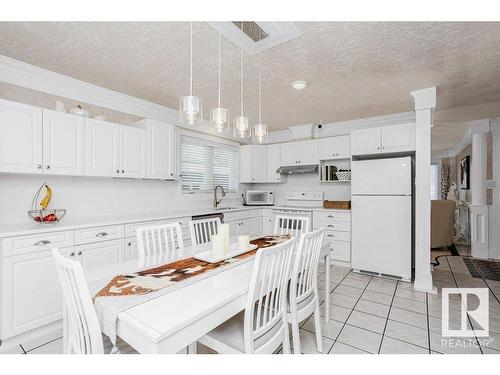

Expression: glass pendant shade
xmin=179 ymin=95 xmax=202 ymax=125
xmin=233 ymin=116 xmax=251 ymax=138
xmin=253 ymin=123 xmax=268 ymax=143
xmin=210 ymin=107 xmax=230 ymax=133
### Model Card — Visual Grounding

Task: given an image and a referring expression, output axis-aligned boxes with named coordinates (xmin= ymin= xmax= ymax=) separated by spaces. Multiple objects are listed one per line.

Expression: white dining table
xmin=85 ymin=236 xmax=332 ymax=354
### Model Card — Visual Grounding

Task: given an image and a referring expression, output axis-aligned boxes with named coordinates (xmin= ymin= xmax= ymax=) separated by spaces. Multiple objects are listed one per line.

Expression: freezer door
xmin=351 ymin=156 xmax=412 ymax=195
xmin=351 ymin=195 xmax=411 ymax=280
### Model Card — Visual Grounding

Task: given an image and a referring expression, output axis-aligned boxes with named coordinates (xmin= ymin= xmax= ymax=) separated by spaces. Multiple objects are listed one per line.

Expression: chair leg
xmin=314 ymin=303 xmax=323 ymax=353
xmin=282 ymin=326 xmax=291 ymax=354
xmin=187 ymin=342 xmax=197 ymax=354
xmin=291 ymin=322 xmax=301 ymax=354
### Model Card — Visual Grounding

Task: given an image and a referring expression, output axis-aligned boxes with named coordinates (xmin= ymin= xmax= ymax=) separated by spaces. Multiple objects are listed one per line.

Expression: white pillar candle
xmin=211 ymin=234 xmax=225 ymax=259
xmin=238 ymin=235 xmax=250 ymax=251
xmin=219 ymin=224 xmax=230 ymax=254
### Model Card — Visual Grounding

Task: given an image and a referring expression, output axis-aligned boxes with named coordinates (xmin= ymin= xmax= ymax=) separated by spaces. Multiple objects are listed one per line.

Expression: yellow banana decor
xmin=39 ymin=184 xmax=52 ymax=210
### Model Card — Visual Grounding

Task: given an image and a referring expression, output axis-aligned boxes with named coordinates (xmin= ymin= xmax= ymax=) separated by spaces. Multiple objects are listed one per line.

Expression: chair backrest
xmin=289 ymin=228 xmax=325 ymax=313
xmin=273 ymin=214 xmax=310 ymax=239
xmin=136 ymin=222 xmax=184 ymax=258
xmin=189 ymin=217 xmax=221 ymax=246
xmin=243 ymin=237 xmax=295 ymax=354
xmin=52 ymin=248 xmax=103 ymax=354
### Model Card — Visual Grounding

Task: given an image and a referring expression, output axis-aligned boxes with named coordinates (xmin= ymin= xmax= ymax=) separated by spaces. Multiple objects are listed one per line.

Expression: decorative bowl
xmin=28 ymin=209 xmax=67 ymax=223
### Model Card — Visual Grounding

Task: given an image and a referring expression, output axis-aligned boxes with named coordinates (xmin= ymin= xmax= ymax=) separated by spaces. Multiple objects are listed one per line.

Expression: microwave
xmin=245 ymin=190 xmax=274 ymax=206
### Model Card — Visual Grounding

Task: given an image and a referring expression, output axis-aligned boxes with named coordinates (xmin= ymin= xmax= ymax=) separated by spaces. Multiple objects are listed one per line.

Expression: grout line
xmin=327 ymin=270 xmax=373 ymax=354
xmin=24 ymin=336 xmax=62 ymax=354
xmin=426 ymin=291 xmax=431 ymax=354
xmin=19 ymin=344 xmax=27 ymax=354
xmin=330 ymin=340 xmax=371 ymax=354
xmin=377 ymin=279 xmax=398 ymax=353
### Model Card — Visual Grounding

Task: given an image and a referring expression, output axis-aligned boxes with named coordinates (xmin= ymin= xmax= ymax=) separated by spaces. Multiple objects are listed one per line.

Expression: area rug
xmin=463 ymin=257 xmax=500 ymax=282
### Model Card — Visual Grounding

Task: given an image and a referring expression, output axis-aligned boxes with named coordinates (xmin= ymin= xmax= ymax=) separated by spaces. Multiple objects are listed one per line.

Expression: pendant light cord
xmin=240 ymin=21 xmax=244 ymax=117
xmin=190 ymin=22 xmax=193 ymax=96
xmin=218 ymin=33 xmax=221 ymax=107
xmin=259 ymin=54 xmax=262 ymax=124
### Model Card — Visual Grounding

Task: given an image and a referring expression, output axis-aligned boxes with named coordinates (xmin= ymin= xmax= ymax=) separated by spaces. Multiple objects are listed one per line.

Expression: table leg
xmin=324 ymin=252 xmax=331 ymax=322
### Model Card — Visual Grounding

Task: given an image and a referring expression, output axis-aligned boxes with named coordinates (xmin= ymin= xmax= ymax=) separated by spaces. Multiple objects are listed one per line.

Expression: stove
xmin=272 ymin=191 xmax=324 ymax=230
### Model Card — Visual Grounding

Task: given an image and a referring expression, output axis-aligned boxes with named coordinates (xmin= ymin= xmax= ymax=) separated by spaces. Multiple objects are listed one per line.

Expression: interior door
xmin=351 ymin=128 xmax=382 ymax=156
xmin=381 ymin=124 xmax=415 ymax=153
xmin=351 ymin=195 xmax=411 ymax=280
xmin=120 ymin=126 xmax=146 ymax=178
xmin=85 ymin=119 xmax=120 ymax=177
xmin=42 ymin=109 xmax=85 ymax=176
xmin=0 ymin=99 xmax=43 ymax=174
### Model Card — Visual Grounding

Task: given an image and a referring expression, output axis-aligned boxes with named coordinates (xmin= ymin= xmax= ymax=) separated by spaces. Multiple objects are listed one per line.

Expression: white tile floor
xmin=2 ymin=255 xmax=500 ymax=355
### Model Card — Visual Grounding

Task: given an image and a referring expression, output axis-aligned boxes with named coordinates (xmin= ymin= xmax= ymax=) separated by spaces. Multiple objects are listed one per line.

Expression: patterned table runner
xmin=92 ymin=235 xmax=290 ymax=347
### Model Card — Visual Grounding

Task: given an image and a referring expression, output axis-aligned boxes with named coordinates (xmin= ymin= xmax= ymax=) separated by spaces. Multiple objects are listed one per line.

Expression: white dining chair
xmin=286 ymin=228 xmax=325 ymax=354
xmin=189 ymin=217 xmax=221 ymax=246
xmin=198 ymin=237 xmax=296 ymax=354
xmin=273 ymin=214 xmax=310 ymax=239
xmin=136 ymin=222 xmax=184 ymax=259
xmin=52 ymin=248 xmax=104 ymax=354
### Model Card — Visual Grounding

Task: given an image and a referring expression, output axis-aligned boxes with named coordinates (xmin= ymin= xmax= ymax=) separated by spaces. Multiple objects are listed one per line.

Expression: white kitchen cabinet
xmin=85 ymin=118 xmax=120 ymax=177
xmin=119 ymin=125 xmax=146 ymax=178
xmin=239 ymin=145 xmax=267 ymax=183
xmin=280 ymin=140 xmax=318 ymax=166
xmin=262 ymin=215 xmax=273 ymax=234
xmin=75 ymin=239 xmax=124 ymax=270
xmin=351 ymin=124 xmax=415 ymax=156
xmin=351 ymin=128 xmax=382 ymax=155
xmin=136 ymin=119 xmax=177 ymax=180
xmin=318 ymin=135 xmax=351 ymax=160
xmin=0 ymin=248 xmax=73 ymax=339
xmin=0 ymin=99 xmax=43 ymax=174
xmin=42 ymin=109 xmax=85 ymax=176
xmin=313 ymin=210 xmax=351 ymax=265
xmin=124 ymin=237 xmax=139 ymax=261
xmin=381 ymin=124 xmax=415 ymax=153
xmin=266 ymin=143 xmax=285 ymax=183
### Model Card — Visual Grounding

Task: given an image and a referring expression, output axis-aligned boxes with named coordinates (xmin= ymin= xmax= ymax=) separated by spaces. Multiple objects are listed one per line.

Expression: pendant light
xmin=210 ymin=33 xmax=230 ymax=133
xmin=180 ymin=22 xmax=203 ymax=125
xmin=233 ymin=23 xmax=251 ymax=139
xmin=253 ymin=53 xmax=268 ymax=144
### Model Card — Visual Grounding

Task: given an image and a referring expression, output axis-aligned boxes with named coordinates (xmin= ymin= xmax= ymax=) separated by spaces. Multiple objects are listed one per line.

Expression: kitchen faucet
xmin=213 ymin=185 xmax=226 ymax=208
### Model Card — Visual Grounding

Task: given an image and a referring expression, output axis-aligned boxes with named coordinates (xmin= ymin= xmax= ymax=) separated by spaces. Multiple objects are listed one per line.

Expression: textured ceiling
xmin=1 ymin=22 xmax=500 ymax=150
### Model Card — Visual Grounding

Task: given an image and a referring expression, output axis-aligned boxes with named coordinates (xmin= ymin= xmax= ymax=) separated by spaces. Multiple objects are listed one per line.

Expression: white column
xmin=471 ymin=132 xmax=488 ymax=206
xmin=410 ymin=87 xmax=436 ymax=293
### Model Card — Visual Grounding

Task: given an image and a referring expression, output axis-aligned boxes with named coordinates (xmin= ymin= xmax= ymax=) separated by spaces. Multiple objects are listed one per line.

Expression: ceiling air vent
xmin=208 ymin=22 xmax=300 ymax=55
xmin=232 ymin=22 xmax=268 ymax=42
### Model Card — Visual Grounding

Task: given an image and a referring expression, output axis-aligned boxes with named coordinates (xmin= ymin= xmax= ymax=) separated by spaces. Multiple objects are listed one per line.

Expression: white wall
xmin=256 ymin=174 xmax=351 ymax=206
xmin=0 ymin=174 xmax=245 ymax=225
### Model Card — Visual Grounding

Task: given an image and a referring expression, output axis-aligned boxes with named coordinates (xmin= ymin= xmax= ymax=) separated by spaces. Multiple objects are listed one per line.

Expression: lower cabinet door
xmin=262 ymin=216 xmax=274 ymax=234
xmin=124 ymin=237 xmax=139 ymax=261
xmin=0 ymin=248 xmax=72 ymax=339
xmin=329 ymin=240 xmax=351 ymax=262
xmin=76 ymin=239 xmax=124 ymax=270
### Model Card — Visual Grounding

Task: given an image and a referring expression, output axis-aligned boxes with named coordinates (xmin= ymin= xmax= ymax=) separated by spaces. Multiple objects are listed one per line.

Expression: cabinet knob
xmin=127 ymin=242 xmax=132 ymax=246
xmin=46 ymin=165 xmax=50 ymax=169
xmin=116 ymin=169 xmax=120 ymax=173
xmin=37 ymin=164 xmax=42 ymax=169
xmin=121 ymin=170 xmax=125 ymax=173
xmin=171 ymin=173 xmax=174 ymax=176
xmin=77 ymin=251 xmax=82 ymax=256
xmin=70 ymin=252 xmax=75 ymax=257
xmin=377 ymin=147 xmax=381 ymax=150
xmin=382 ymin=146 xmax=385 ymax=150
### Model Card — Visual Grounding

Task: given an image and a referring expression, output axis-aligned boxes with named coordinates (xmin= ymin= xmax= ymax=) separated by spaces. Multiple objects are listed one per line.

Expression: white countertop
xmin=0 ymin=205 xmax=350 ymax=238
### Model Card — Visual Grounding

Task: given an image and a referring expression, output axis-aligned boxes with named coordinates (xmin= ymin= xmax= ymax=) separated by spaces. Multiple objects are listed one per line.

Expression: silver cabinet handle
xmin=327 ymin=215 xmax=334 ymax=218
xmin=327 ymin=224 xmax=334 ymax=228
xmin=327 ymin=234 xmax=334 ymax=238
xmin=95 ymin=232 xmax=108 ymax=237
xmin=34 ymin=240 xmax=51 ymax=246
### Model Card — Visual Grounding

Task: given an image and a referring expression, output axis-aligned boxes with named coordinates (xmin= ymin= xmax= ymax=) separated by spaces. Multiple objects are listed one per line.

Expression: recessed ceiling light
xmin=291 ymin=80 xmax=307 ymax=90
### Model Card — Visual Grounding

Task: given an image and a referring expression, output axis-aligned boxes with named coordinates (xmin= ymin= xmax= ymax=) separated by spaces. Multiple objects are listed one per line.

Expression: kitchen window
xmin=180 ymin=135 xmax=239 ymax=194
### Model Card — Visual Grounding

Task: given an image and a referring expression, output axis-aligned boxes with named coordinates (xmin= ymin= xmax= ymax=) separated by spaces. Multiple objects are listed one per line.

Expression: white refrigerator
xmin=351 ymin=156 xmax=412 ymax=281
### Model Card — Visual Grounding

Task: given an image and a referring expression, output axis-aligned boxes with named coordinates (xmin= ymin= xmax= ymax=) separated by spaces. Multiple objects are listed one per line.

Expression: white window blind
xmin=181 ymin=136 xmax=239 ymax=194
xmin=431 ymin=163 xmax=440 ymax=200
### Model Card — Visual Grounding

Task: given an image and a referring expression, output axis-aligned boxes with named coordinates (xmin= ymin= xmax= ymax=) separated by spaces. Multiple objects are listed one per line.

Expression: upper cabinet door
xmin=251 ymin=145 xmax=267 ymax=183
xmin=336 ymin=135 xmax=351 ymax=159
xmin=166 ymin=126 xmax=179 ymax=180
xmin=266 ymin=143 xmax=283 ymax=183
xmin=350 ymin=128 xmax=382 ymax=155
xmin=381 ymin=124 xmax=415 ymax=153
xmin=280 ymin=142 xmax=298 ymax=166
xmin=317 ymin=137 xmax=338 ymax=160
xmin=0 ymin=99 xmax=43 ymax=174
xmin=120 ymin=126 xmax=146 ymax=178
xmin=85 ymin=119 xmax=120 ymax=177
xmin=42 ymin=109 xmax=85 ymax=176
xmin=298 ymin=140 xmax=318 ymax=165
xmin=239 ymin=145 xmax=252 ymax=183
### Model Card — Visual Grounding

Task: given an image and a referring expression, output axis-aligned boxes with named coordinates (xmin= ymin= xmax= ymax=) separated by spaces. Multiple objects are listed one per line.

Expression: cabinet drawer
xmin=324 ymin=230 xmax=350 ymax=242
xmin=329 ymin=240 xmax=351 ymax=262
xmin=75 ymin=225 xmax=124 ymax=245
xmin=223 ymin=211 xmax=239 ymax=222
xmin=314 ymin=218 xmax=351 ymax=232
xmin=314 ymin=210 xmax=351 ymax=222
xmin=2 ymin=231 xmax=74 ymax=257
xmin=125 ymin=221 xmax=160 ymax=238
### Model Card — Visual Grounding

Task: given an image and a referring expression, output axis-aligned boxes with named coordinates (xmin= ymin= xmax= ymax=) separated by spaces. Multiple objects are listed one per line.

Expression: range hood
xmin=276 ymin=164 xmax=319 ymax=174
